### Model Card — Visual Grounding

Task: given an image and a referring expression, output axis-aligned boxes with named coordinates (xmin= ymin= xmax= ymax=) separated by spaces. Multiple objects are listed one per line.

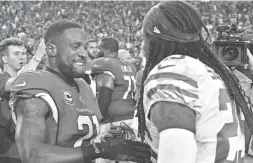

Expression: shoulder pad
xmin=90 ymin=57 xmax=116 ymax=74
xmin=10 ymin=70 xmax=54 ymax=96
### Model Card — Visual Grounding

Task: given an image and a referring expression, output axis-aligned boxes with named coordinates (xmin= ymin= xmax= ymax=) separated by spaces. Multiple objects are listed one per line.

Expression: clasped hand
xmin=100 ymin=137 xmax=152 ymax=163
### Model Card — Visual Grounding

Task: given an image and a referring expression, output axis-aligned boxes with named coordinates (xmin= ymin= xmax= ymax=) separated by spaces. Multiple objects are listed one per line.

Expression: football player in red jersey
xmin=86 ymin=39 xmax=98 ymax=68
xmin=135 ymin=1 xmax=253 ymax=163
xmin=90 ymin=38 xmax=137 ymax=128
xmin=84 ymin=39 xmax=98 ymax=94
xmin=9 ymin=19 xmax=151 ymax=163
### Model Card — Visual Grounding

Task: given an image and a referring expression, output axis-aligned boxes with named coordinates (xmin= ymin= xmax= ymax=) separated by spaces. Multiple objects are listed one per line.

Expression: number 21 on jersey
xmin=74 ymin=115 xmax=99 ymax=147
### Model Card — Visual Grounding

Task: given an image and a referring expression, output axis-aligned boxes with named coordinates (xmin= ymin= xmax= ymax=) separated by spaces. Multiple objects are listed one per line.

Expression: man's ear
xmin=2 ymin=56 xmax=8 ymax=64
xmin=46 ymin=43 xmax=57 ymax=57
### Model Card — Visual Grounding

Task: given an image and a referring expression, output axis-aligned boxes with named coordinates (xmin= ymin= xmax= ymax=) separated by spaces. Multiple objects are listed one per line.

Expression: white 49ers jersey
xmin=143 ymin=54 xmax=245 ymax=163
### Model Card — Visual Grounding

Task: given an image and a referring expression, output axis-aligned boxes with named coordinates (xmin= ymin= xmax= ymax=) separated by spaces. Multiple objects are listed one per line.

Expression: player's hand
xmin=101 ymin=123 xmax=136 ymax=141
xmin=100 ymin=138 xmax=152 ymax=162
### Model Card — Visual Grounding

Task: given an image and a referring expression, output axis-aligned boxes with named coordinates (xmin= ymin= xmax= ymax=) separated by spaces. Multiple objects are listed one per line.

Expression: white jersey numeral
xmin=74 ymin=115 xmax=99 ymax=147
xmin=123 ymin=75 xmax=136 ymax=99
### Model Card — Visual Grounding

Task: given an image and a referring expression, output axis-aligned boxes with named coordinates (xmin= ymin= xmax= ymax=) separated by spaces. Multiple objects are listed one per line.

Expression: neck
xmin=46 ymin=67 xmax=75 ymax=82
xmin=46 ymin=67 xmax=79 ymax=92
xmin=48 ymin=60 xmax=61 ymax=74
xmin=4 ymin=65 xmax=18 ymax=77
xmin=48 ymin=58 xmax=75 ymax=79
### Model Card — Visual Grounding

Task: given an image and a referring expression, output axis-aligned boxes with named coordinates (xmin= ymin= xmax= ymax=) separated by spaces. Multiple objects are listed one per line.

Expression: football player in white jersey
xmin=135 ymin=1 xmax=253 ymax=163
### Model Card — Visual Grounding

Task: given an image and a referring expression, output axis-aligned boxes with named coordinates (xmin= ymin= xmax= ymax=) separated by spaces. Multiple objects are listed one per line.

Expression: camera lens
xmin=221 ymin=46 xmax=239 ymax=61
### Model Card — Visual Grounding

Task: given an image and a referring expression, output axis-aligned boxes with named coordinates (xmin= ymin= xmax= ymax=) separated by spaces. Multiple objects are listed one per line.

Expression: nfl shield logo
xmin=62 ymin=91 xmax=74 ymax=105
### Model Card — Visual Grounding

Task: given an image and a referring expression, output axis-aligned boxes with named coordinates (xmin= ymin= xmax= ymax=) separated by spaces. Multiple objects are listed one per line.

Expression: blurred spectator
xmin=0 ymin=1 xmax=253 ymax=60
xmin=118 ymin=49 xmax=133 ymax=63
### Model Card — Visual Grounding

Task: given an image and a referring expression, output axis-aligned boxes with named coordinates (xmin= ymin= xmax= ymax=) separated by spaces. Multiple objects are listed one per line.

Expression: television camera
xmin=213 ymin=14 xmax=253 ymax=69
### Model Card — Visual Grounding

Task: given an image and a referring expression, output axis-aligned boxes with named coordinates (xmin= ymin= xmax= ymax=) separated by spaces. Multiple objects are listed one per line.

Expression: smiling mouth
xmin=75 ymin=62 xmax=85 ymax=66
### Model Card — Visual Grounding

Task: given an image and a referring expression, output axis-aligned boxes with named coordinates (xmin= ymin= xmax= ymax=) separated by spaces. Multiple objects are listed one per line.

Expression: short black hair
xmin=101 ymin=38 xmax=119 ymax=52
xmin=86 ymin=39 xmax=97 ymax=46
xmin=0 ymin=37 xmax=24 ymax=57
xmin=44 ymin=19 xmax=82 ymax=44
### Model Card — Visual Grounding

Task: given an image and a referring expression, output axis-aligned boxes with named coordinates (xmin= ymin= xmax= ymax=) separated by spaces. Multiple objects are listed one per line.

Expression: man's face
xmin=55 ymin=28 xmax=88 ymax=78
xmin=123 ymin=55 xmax=133 ymax=63
xmin=87 ymin=41 xmax=97 ymax=59
xmin=6 ymin=45 xmax=25 ymax=71
xmin=96 ymin=41 xmax=107 ymax=57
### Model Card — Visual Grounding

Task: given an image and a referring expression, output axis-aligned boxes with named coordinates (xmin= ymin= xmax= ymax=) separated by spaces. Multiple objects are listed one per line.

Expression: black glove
xmin=81 ymin=138 xmax=151 ymax=162
xmin=100 ymin=138 xmax=151 ymax=162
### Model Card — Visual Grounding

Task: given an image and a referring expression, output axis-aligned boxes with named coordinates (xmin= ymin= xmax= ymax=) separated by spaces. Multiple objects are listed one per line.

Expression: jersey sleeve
xmin=0 ymin=73 xmax=11 ymax=98
xmin=9 ymin=71 xmax=49 ymax=112
xmin=143 ymin=55 xmax=203 ymax=115
xmin=10 ymin=71 xmax=49 ymax=98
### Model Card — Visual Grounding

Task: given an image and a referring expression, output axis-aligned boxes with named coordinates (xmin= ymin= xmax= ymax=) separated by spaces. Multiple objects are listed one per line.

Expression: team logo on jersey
xmin=62 ymin=91 xmax=74 ymax=105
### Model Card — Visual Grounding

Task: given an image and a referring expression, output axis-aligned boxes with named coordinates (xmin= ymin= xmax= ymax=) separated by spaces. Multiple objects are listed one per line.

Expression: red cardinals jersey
xmin=91 ymin=57 xmax=137 ymax=121
xmin=10 ymin=70 xmax=101 ymax=147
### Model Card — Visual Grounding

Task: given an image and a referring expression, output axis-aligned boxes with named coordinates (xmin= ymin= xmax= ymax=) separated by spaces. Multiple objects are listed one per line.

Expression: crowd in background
xmin=1 ymin=1 xmax=253 ymax=58
xmin=1 ymin=1 xmax=253 ymax=163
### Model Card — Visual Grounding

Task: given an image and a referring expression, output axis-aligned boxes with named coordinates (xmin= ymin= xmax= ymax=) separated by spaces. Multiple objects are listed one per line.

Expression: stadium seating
xmin=0 ymin=1 xmax=252 ymax=57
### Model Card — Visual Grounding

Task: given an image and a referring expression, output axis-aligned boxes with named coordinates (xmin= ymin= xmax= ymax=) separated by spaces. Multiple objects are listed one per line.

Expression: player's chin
xmin=15 ymin=65 xmax=23 ymax=71
xmin=73 ymin=71 xmax=85 ymax=78
xmin=92 ymin=53 xmax=98 ymax=58
xmin=72 ymin=66 xmax=86 ymax=78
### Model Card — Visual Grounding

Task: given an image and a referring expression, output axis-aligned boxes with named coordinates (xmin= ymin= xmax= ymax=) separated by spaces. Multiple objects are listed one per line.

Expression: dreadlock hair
xmin=137 ymin=1 xmax=253 ymax=142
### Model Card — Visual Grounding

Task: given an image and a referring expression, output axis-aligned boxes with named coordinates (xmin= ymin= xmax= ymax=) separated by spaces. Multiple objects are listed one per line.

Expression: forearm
xmin=97 ymin=86 xmax=113 ymax=116
xmin=95 ymin=73 xmax=114 ymax=116
xmin=19 ymin=56 xmax=41 ymax=74
xmin=14 ymin=98 xmax=93 ymax=163
xmin=157 ymin=128 xmax=197 ymax=163
xmin=19 ymin=144 xmax=84 ymax=163
xmin=19 ymin=39 xmax=46 ymax=74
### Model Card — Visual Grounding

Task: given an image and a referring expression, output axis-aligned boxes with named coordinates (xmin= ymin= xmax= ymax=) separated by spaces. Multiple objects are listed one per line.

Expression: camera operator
xmin=231 ymin=48 xmax=253 ymax=159
xmin=214 ymin=14 xmax=253 ymax=159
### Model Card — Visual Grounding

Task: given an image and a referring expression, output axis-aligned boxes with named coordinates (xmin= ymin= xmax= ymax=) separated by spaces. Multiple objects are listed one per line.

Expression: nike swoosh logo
xmin=158 ymin=64 xmax=175 ymax=70
xmin=15 ymin=81 xmax=26 ymax=87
